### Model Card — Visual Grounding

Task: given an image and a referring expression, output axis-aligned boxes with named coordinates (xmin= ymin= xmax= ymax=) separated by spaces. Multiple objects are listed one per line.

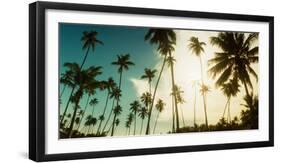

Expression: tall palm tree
xmin=102 ymin=87 xmax=121 ymax=133
xmin=80 ymin=30 xmax=104 ymax=69
xmin=84 ymin=115 xmax=92 ymax=135
xmin=174 ymin=85 xmax=186 ymax=127
xmin=191 ymin=80 xmax=199 ymax=127
xmin=221 ymin=79 xmax=240 ymax=123
xmin=96 ymin=77 xmax=116 ymax=134
xmin=129 ymin=100 xmax=141 ymax=135
xmin=144 ymin=28 xmax=176 ymax=134
xmin=138 ymin=107 xmax=148 ymax=135
xmin=188 ymin=37 xmax=209 ymax=128
xmin=60 ymin=31 xmax=103 ymax=125
xmin=209 ymin=32 xmax=258 ymax=98
xmin=126 ymin=113 xmax=134 ymax=135
xmin=141 ymin=68 xmax=157 ymax=94
xmin=60 ymin=71 xmax=73 ymax=98
xmin=110 ymin=105 xmax=122 ymax=136
xmin=152 ymin=99 xmax=165 ymax=134
xmin=67 ymin=65 xmax=102 ymax=138
xmin=114 ymin=118 xmax=120 ymax=133
xmin=166 ymin=55 xmax=180 ymax=130
xmin=111 ymin=54 xmax=135 ymax=90
xmin=111 ymin=54 xmax=134 ymax=135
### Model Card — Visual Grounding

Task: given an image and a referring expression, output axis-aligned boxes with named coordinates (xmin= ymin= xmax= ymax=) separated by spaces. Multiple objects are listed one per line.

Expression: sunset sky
xmin=59 ymin=23 xmax=259 ymax=136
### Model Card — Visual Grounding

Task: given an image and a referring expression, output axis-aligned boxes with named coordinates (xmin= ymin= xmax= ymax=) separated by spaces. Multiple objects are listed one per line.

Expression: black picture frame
xmin=29 ymin=1 xmax=274 ymax=162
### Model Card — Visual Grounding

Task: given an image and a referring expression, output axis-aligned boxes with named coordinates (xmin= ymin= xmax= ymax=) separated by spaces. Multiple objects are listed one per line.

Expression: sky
xmin=59 ymin=23 xmax=259 ymax=137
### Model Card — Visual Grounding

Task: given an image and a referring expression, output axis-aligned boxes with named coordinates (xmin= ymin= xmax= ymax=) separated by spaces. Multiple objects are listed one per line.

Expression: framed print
xmin=29 ymin=1 xmax=274 ymax=162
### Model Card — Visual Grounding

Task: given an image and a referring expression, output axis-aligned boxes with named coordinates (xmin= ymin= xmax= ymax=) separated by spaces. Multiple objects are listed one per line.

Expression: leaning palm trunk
xmin=102 ymin=99 xmax=115 ymax=133
xmin=67 ymin=99 xmax=80 ymax=138
xmin=152 ymin=111 xmax=160 ymax=134
xmin=140 ymin=119 xmax=144 ymax=135
xmin=199 ymin=56 xmax=208 ymax=128
xmin=60 ymin=48 xmax=91 ymax=125
xmin=168 ymin=53 xmax=180 ymax=131
xmin=60 ymin=84 xmax=67 ymax=98
xmin=172 ymin=97 xmax=175 ymax=132
xmin=134 ymin=111 xmax=137 ymax=135
xmin=146 ymin=55 xmax=167 ymax=135
xmin=193 ymin=86 xmax=197 ymax=127
xmin=77 ymin=94 xmax=91 ymax=131
xmin=111 ymin=71 xmax=123 ymax=136
xmin=96 ymin=92 xmax=110 ymax=134
xmin=60 ymin=87 xmax=75 ymax=125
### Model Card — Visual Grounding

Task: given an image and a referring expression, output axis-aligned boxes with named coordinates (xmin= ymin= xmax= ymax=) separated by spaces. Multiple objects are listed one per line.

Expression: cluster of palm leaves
xmin=59 ymin=28 xmax=259 ymax=139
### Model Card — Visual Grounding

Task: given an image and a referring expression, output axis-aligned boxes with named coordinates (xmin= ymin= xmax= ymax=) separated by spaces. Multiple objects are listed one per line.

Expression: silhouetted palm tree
xmin=110 ymin=105 xmax=122 ymax=136
xmin=240 ymin=93 xmax=258 ymax=129
xmin=153 ymin=99 xmax=165 ymax=134
xmin=188 ymin=37 xmax=209 ymax=128
xmin=81 ymin=30 xmax=104 ymax=69
xmin=221 ymin=79 xmax=240 ymax=123
xmin=60 ymin=31 xmax=103 ymax=125
xmin=191 ymin=80 xmax=199 ymax=127
xmin=144 ymin=28 xmax=176 ymax=134
xmin=102 ymin=87 xmax=121 ymax=134
xmin=209 ymin=32 xmax=258 ymax=97
xmin=96 ymin=77 xmax=116 ymax=134
xmin=67 ymin=65 xmax=102 ymax=138
xmin=174 ymin=85 xmax=185 ymax=126
xmin=138 ymin=107 xmax=148 ymax=135
xmin=114 ymin=118 xmax=120 ymax=133
xmin=130 ymin=100 xmax=141 ymax=135
xmin=126 ymin=113 xmax=134 ymax=135
xmin=141 ymin=68 xmax=157 ymax=94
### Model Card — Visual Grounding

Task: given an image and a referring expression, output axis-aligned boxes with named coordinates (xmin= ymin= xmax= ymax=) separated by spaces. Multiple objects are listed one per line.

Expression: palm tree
xmin=153 ymin=99 xmax=165 ymax=134
xmin=192 ymin=80 xmax=199 ymax=127
xmin=174 ymin=85 xmax=186 ymax=126
xmin=84 ymin=115 xmax=93 ymax=135
xmin=110 ymin=105 xmax=122 ymax=136
xmin=90 ymin=117 xmax=98 ymax=135
xmin=141 ymin=92 xmax=152 ymax=108
xmin=144 ymin=28 xmax=176 ymax=134
xmin=188 ymin=37 xmax=209 ymax=128
xmin=141 ymin=68 xmax=157 ymax=94
xmin=102 ymin=87 xmax=121 ymax=134
xmin=221 ymin=79 xmax=240 ymax=123
xmin=114 ymin=118 xmax=120 ymax=133
xmin=138 ymin=107 xmax=148 ymax=135
xmin=240 ymin=93 xmax=258 ymax=129
xmin=111 ymin=54 xmax=134 ymax=135
xmin=96 ymin=77 xmax=116 ymax=134
xmin=67 ymin=65 xmax=102 ymax=138
xmin=60 ymin=71 xmax=73 ymax=98
xmin=111 ymin=54 xmax=135 ymax=90
xmin=80 ymin=30 xmax=104 ymax=69
xmin=129 ymin=100 xmax=141 ymax=135
xmin=126 ymin=113 xmax=134 ymax=135
xmin=60 ymin=31 xmax=103 ymax=125
xmin=89 ymin=98 xmax=98 ymax=116
xmin=209 ymin=32 xmax=258 ymax=98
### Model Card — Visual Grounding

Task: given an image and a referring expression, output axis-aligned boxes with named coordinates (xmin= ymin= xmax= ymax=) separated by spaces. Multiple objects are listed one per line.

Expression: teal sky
xmin=59 ymin=23 xmax=259 ymax=137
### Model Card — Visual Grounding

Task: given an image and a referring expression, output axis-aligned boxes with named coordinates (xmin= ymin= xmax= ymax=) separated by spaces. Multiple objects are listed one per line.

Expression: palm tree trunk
xmin=193 ymin=86 xmax=197 ymax=127
xmin=199 ymin=56 xmax=208 ymax=128
xmin=168 ymin=53 xmax=180 ymax=131
xmin=60 ymin=87 xmax=75 ymax=125
xmin=146 ymin=55 xmax=167 ymax=135
xmin=77 ymin=94 xmax=91 ymax=131
xmin=111 ymin=70 xmax=123 ymax=136
xmin=222 ymin=98 xmax=230 ymax=119
xmin=102 ymin=99 xmax=115 ymax=133
xmin=153 ymin=112 xmax=160 ymax=134
xmin=97 ymin=92 xmax=110 ymax=134
xmin=140 ymin=119 xmax=144 ymax=135
xmin=134 ymin=111 xmax=137 ymax=135
xmin=67 ymin=99 xmax=80 ymax=138
xmin=172 ymin=97 xmax=175 ymax=132
xmin=243 ymin=82 xmax=250 ymax=97
xmin=80 ymin=46 xmax=90 ymax=69
xmin=110 ymin=114 xmax=117 ymax=136
xmin=180 ymin=107 xmax=186 ymax=127
xmin=227 ymin=97 xmax=231 ymax=123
